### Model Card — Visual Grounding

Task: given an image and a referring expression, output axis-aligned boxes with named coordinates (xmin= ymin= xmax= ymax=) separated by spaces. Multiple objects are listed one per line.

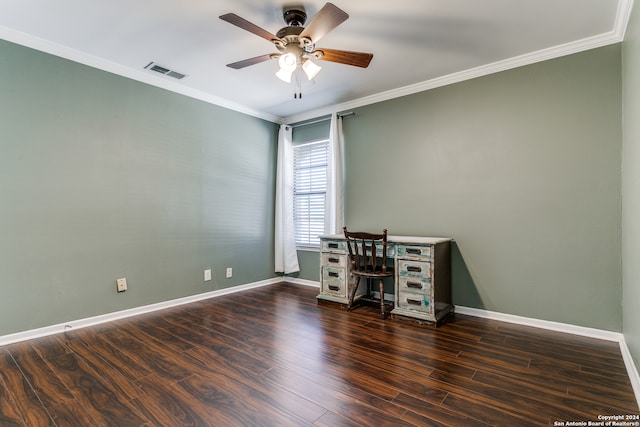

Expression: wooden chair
xmin=343 ymin=227 xmax=394 ymax=319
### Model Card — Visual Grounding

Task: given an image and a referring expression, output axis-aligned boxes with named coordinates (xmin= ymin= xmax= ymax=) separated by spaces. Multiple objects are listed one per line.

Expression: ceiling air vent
xmin=144 ymin=62 xmax=187 ymax=80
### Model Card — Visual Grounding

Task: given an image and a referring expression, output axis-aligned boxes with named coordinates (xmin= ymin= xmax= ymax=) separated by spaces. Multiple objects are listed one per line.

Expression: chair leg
xmin=379 ymin=279 xmax=386 ymax=320
xmin=347 ymin=276 xmax=361 ymax=312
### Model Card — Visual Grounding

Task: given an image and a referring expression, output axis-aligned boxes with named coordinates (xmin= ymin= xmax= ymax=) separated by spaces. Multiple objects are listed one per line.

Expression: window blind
xmin=293 ymin=139 xmax=329 ymax=247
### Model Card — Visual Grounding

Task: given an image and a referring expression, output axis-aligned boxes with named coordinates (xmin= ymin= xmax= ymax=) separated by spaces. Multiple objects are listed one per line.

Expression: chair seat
xmin=351 ymin=269 xmax=393 ymax=279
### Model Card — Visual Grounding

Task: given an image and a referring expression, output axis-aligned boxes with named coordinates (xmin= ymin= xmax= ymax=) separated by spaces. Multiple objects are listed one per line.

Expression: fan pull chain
xmin=293 ymin=73 xmax=302 ymax=99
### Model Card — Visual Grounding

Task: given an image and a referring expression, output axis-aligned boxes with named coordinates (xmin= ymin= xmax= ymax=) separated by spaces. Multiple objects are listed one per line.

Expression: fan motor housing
xmin=276 ymin=25 xmax=304 ymax=40
xmin=282 ymin=8 xmax=306 ymax=26
xmin=278 ymin=8 xmax=309 ymax=45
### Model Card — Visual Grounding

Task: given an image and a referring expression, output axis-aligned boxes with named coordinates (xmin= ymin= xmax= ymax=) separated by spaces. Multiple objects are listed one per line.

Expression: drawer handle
xmin=406 ymin=248 xmax=422 ymax=254
xmin=328 ymin=257 xmax=340 ymax=263
xmin=407 ymin=266 xmax=422 ymax=273
xmin=407 ymin=299 xmax=422 ymax=306
xmin=328 ymin=243 xmax=339 ymax=249
xmin=328 ymin=272 xmax=339 ymax=278
xmin=328 ymin=285 xmax=340 ymax=291
xmin=406 ymin=281 xmax=422 ymax=289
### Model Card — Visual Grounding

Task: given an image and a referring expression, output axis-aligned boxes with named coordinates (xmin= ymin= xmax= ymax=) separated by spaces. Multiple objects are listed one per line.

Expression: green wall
xmin=0 ymin=39 xmax=279 ymax=336
xmin=623 ymin=2 xmax=640 ymax=378
xmin=0 ymin=34 xmax=627 ymax=337
xmin=297 ymin=45 xmax=622 ymax=331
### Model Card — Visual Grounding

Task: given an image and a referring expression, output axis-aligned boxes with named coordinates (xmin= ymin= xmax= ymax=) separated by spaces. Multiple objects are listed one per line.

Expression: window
xmin=293 ymin=138 xmax=329 ymax=248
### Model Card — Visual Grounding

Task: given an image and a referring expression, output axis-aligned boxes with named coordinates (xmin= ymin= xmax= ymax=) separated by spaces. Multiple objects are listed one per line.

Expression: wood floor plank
xmin=127 ymin=324 xmax=324 ymax=426
xmin=97 ymin=327 xmax=193 ymax=382
xmin=139 ymin=314 xmax=221 ymax=352
xmin=430 ymin=369 xmax=554 ymax=424
xmin=27 ymin=334 xmax=73 ymax=361
xmin=185 ymin=346 xmax=328 ymax=424
xmin=262 ymin=365 xmax=416 ymax=426
xmin=243 ymin=327 xmax=407 ymax=402
xmin=65 ymin=327 xmax=153 ymax=381
xmin=312 ymin=410 xmax=367 ymax=427
xmin=472 ymin=368 xmax=638 ymax=418
xmin=0 ymin=377 xmax=28 ymax=427
xmin=61 ymin=337 xmax=146 ymax=400
xmin=392 ymin=392 xmax=492 ymax=427
xmin=46 ymin=352 xmax=149 ymax=426
xmin=131 ymin=374 xmax=218 ymax=427
xmin=5 ymin=342 xmax=75 ymax=409
xmin=177 ymin=372 xmax=313 ymax=427
xmin=0 ymin=282 xmax=636 ymax=426
xmin=566 ymin=381 xmax=640 ymax=413
xmin=48 ymin=400 xmax=106 ymax=427
xmin=441 ymin=392 xmax=541 ymax=426
xmin=127 ymin=314 xmax=196 ymax=353
xmin=0 ymin=349 xmax=55 ymax=426
xmin=111 ymin=316 xmax=323 ymax=425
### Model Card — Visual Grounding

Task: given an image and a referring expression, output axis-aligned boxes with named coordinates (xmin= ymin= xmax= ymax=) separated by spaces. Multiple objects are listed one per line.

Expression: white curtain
xmin=325 ymin=112 xmax=345 ymax=236
xmin=274 ymin=124 xmax=300 ymax=274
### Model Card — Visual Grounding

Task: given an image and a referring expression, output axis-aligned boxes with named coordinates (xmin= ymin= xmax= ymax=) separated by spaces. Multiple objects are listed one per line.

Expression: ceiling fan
xmin=220 ymin=3 xmax=373 ymax=96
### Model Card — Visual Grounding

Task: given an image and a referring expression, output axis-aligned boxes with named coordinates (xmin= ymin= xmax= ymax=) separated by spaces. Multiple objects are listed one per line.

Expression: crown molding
xmin=0 ymin=25 xmax=281 ymax=124
xmin=1 ymin=0 xmax=633 ymax=126
xmin=284 ymin=0 xmax=634 ymax=124
xmin=283 ymin=29 xmax=626 ymax=124
xmin=616 ymin=0 xmax=637 ymax=39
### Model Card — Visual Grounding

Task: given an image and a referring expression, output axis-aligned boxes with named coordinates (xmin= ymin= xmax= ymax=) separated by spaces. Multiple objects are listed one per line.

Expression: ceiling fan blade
xmin=220 ymin=13 xmax=282 ymax=43
xmin=226 ymin=54 xmax=275 ymax=69
xmin=298 ymin=3 xmax=349 ymax=44
xmin=314 ymin=48 xmax=373 ymax=68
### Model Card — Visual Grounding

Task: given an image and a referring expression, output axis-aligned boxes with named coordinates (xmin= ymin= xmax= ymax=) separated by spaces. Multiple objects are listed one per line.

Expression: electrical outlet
xmin=226 ymin=267 xmax=232 ymax=278
xmin=204 ymin=269 xmax=212 ymax=281
xmin=116 ymin=278 xmax=127 ymax=292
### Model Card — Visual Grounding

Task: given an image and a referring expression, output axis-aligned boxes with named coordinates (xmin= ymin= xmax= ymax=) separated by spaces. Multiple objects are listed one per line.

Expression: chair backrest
xmin=343 ymin=227 xmax=389 ymax=274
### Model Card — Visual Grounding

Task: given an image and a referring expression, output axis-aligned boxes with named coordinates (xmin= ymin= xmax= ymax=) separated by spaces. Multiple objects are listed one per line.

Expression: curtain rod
xmin=291 ymin=111 xmax=355 ymax=128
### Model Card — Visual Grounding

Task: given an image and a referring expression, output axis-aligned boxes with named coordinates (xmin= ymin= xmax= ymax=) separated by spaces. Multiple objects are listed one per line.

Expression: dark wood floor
xmin=0 ymin=282 xmax=637 ymax=426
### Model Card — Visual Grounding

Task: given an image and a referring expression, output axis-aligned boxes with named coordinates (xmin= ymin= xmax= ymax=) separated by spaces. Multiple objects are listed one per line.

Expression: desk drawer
xmin=397 ymin=276 xmax=431 ymax=294
xmin=397 ymin=260 xmax=431 ymax=278
xmin=396 ymin=245 xmax=431 ymax=260
xmin=321 ymin=240 xmax=347 ymax=253
xmin=321 ymin=267 xmax=347 ymax=297
xmin=321 ymin=253 xmax=347 ymax=268
xmin=397 ymin=292 xmax=434 ymax=315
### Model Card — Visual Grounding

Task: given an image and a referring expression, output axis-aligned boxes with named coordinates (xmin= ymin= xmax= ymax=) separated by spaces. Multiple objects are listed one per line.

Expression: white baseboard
xmin=455 ymin=305 xmax=640 ymax=409
xmin=284 ymin=277 xmax=320 ymax=288
xmin=619 ymin=337 xmax=640 ymax=410
xmin=0 ymin=277 xmax=281 ymax=346
xmin=455 ymin=305 xmax=624 ymax=341
xmin=2 ymin=280 xmax=638 ymax=410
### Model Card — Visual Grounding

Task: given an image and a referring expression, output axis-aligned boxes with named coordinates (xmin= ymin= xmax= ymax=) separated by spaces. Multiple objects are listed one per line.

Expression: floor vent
xmin=144 ymin=62 xmax=187 ymax=80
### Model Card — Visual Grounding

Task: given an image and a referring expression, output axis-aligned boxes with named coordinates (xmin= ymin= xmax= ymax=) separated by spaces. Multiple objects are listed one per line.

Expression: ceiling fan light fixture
xmin=278 ymin=52 xmax=297 ymax=71
xmin=276 ymin=67 xmax=293 ymax=83
xmin=302 ymin=58 xmax=321 ymax=80
xmin=221 ymin=3 xmax=373 ymax=95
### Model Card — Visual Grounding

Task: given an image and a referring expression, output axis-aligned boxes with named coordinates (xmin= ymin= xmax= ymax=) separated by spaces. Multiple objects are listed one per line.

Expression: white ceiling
xmin=0 ymin=0 xmax=633 ymax=123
